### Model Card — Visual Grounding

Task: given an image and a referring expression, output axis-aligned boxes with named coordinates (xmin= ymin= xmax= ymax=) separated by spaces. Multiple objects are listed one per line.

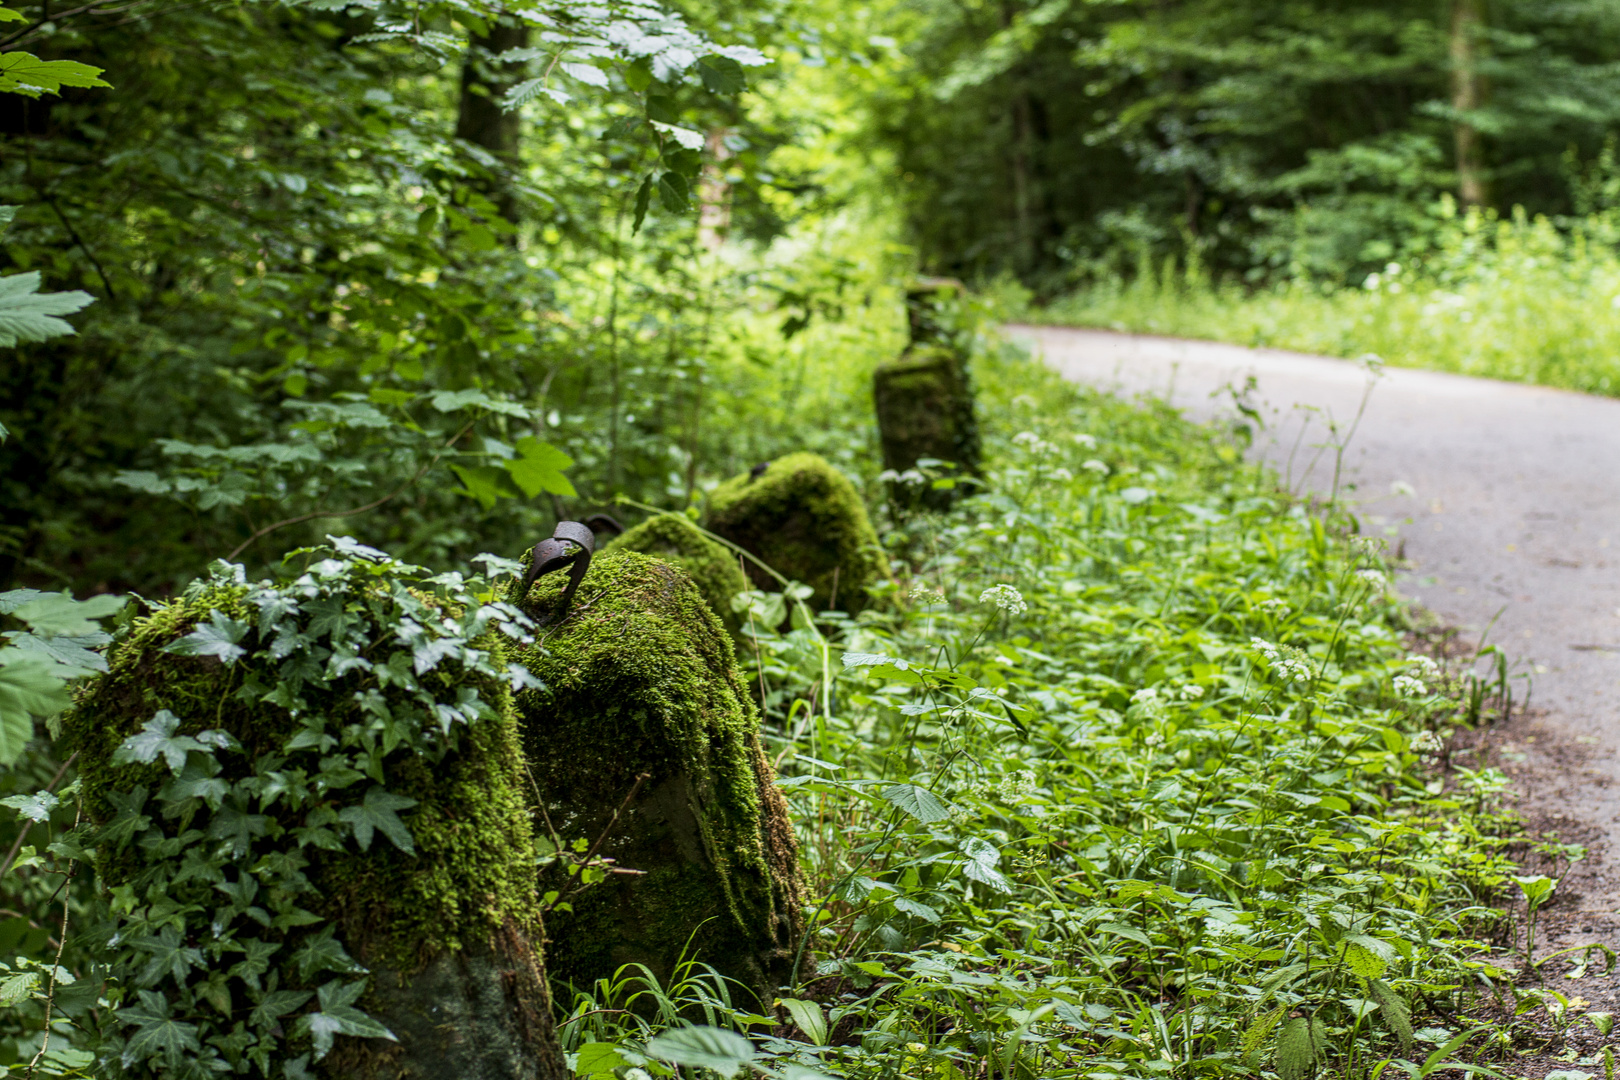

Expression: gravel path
xmin=1013 ymin=324 xmax=1620 ymax=884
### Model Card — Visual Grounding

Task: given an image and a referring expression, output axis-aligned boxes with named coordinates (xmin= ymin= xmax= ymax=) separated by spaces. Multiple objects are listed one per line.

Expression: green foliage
xmin=1038 ymin=198 xmax=1620 ymax=396
xmin=64 ymin=543 xmax=546 ymax=1075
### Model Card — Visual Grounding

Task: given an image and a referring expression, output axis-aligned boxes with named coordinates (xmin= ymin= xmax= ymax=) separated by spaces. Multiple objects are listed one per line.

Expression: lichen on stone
xmin=66 ymin=554 xmax=564 ymax=1080
xmin=704 ymin=452 xmax=891 ymax=615
xmin=602 ymin=513 xmax=750 ymax=635
xmin=507 ymin=549 xmax=803 ymax=1008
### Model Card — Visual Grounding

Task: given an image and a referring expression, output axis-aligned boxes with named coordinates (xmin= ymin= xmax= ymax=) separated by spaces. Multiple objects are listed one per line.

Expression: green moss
xmin=602 ymin=513 xmax=750 ymax=635
xmin=705 ymin=452 xmax=890 ymax=615
xmin=66 ymin=577 xmax=562 ymax=1079
xmin=873 ymin=345 xmax=982 ymax=511
xmin=508 ymin=550 xmax=802 ymax=1007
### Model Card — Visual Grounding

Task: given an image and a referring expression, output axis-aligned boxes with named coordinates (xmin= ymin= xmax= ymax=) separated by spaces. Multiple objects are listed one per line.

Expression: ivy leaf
xmin=646 ymin=1026 xmax=756 ymax=1075
xmin=292 ymin=926 xmax=366 ymax=981
xmin=0 ymin=789 xmax=59 ymax=822
xmin=881 ymin=783 xmax=952 ymax=824
xmin=162 ymin=610 xmax=250 ymax=665
xmin=696 ymin=54 xmax=746 ymax=94
xmin=292 ymin=979 xmax=396 ymax=1061
xmin=129 ymin=925 xmax=204 ymax=988
xmin=337 ymin=786 xmax=418 ymax=854
xmin=114 ymin=710 xmax=211 ymax=773
xmin=119 ymin=990 xmax=202 ymax=1068
xmin=503 ymin=437 xmax=577 ymax=498
xmin=248 ymin=988 xmax=312 ymax=1030
xmin=0 ymin=270 xmax=94 ymax=344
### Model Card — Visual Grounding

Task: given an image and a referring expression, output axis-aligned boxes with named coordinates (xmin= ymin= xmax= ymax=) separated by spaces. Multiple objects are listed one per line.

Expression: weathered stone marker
xmin=873 ymin=278 xmax=982 ymax=510
xmin=601 ymin=513 xmax=750 ymax=635
xmin=705 ymin=452 xmax=890 ymax=615
xmin=508 ymin=548 xmax=803 ymax=1008
xmin=67 ymin=559 xmax=566 ymax=1080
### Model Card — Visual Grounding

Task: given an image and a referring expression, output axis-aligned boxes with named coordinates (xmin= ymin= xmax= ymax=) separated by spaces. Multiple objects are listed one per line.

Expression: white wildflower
xmin=1250 ymin=637 xmax=1280 ymax=660
xmin=898 ymin=469 xmax=928 ymax=487
xmin=1410 ymin=730 xmax=1444 ymax=754
xmin=876 ymin=469 xmax=900 ymax=483
xmin=908 ymin=582 xmax=944 ymax=603
xmin=1179 ymin=683 xmax=1205 ymax=701
xmin=1355 ymin=569 xmax=1387 ymax=590
xmin=997 ymin=770 xmax=1038 ymax=803
xmin=1393 ymin=674 xmax=1426 ymax=697
xmin=1351 ymin=536 xmax=1385 ymax=555
xmin=1407 ymin=654 xmax=1441 ymax=681
xmin=1255 ymin=598 xmax=1290 ymax=616
xmin=980 ymin=584 xmax=1027 ymax=615
xmin=1143 ymin=732 xmax=1166 ymax=748
xmin=1082 ymin=459 xmax=1109 ymax=476
xmin=1012 ymin=431 xmax=1056 ymax=455
xmin=1131 ymin=687 xmax=1159 ymax=704
xmin=1048 ymin=467 xmax=1074 ymax=482
xmin=1072 ymin=433 xmax=1098 ymax=449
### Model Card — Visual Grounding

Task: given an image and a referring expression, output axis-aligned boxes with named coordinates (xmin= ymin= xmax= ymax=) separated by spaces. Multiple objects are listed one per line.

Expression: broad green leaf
xmin=1276 ymin=1015 xmax=1318 ymax=1080
xmin=449 ymin=464 xmax=519 ymax=509
xmin=503 ymin=437 xmax=577 ymax=498
xmin=696 ymin=54 xmax=746 ymax=94
xmin=0 ymin=649 xmax=66 ymax=761
xmin=294 ymin=979 xmax=395 ymax=1061
xmin=780 ymin=998 xmax=829 ymax=1045
xmin=1343 ymin=941 xmax=1387 ymax=979
xmin=881 ymin=783 xmax=952 ymax=824
xmin=646 ymin=1026 xmax=755 ymax=1076
xmin=1369 ymin=978 xmax=1413 ymax=1051
xmin=11 ymin=591 xmax=124 ymax=636
xmin=0 ymin=271 xmax=93 ymax=345
xmin=0 ymin=790 xmax=58 ymax=822
xmin=292 ymin=927 xmax=366 ymax=981
xmin=658 ymin=171 xmax=690 ymax=213
xmin=113 ymin=711 xmax=212 ymax=773
xmin=632 ymin=174 xmax=653 ymax=234
xmin=337 ymin=786 xmax=418 ymax=853
xmin=0 ymin=971 xmax=38 ymax=1004
xmin=0 ymin=53 xmax=110 ymax=97
xmin=575 ymin=1043 xmax=629 ymax=1075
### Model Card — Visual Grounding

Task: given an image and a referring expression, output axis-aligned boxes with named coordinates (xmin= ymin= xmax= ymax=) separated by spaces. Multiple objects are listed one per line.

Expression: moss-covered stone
xmin=602 ymin=513 xmax=750 ymax=635
xmin=67 ymin=577 xmax=565 ymax=1080
xmin=873 ymin=345 xmax=982 ymax=511
xmin=704 ymin=452 xmax=890 ymax=615
xmin=508 ymin=550 xmax=803 ymax=1009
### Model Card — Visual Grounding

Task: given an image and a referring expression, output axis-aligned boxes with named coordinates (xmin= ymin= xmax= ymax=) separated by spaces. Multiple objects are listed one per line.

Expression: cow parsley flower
xmin=1131 ymin=687 xmax=1159 ymax=704
xmin=1407 ymin=654 xmax=1441 ymax=681
xmin=1179 ymin=683 xmax=1205 ymax=701
xmin=1355 ymin=569 xmax=1387 ymax=589
xmin=1393 ymin=674 xmax=1426 ymax=697
xmin=1082 ymin=459 xmax=1109 ymax=475
xmin=1255 ymin=598 xmax=1290 ymax=616
xmin=980 ymin=584 xmax=1027 ymax=615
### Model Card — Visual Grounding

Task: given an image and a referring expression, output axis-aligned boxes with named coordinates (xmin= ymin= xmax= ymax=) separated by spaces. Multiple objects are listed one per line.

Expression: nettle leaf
xmin=337 ymin=787 xmax=418 ymax=854
xmin=0 ymin=269 xmax=94 ymax=345
xmin=1368 ymin=978 xmax=1413 ymax=1051
xmin=881 ymin=783 xmax=953 ymax=824
xmin=959 ymin=836 xmax=1012 ymax=891
xmin=646 ymin=1026 xmax=756 ymax=1075
xmin=162 ymin=610 xmax=250 ymax=665
xmin=503 ymin=437 xmax=577 ymax=498
xmin=114 ymin=710 xmax=213 ymax=773
xmin=119 ymin=990 xmax=202 ymax=1068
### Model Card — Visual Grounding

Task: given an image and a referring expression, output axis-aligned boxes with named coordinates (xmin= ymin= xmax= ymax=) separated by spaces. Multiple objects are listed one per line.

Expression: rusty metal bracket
xmin=515 ymin=520 xmax=596 ymax=626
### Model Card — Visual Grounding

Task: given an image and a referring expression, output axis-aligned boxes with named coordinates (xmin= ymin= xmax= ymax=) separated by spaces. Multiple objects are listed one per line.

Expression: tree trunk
xmin=1450 ymin=0 xmax=1489 ymax=208
xmin=455 ymin=14 xmax=530 ymax=228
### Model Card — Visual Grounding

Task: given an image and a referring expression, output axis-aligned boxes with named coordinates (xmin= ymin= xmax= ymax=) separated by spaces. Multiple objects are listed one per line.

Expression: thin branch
xmin=223 ymin=417 xmax=476 ymax=561
xmin=39 ymin=194 xmax=115 ymax=301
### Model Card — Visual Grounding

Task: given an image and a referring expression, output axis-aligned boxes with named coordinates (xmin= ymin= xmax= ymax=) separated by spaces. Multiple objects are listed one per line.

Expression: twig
xmin=565 ymin=772 xmax=649 ymax=897
xmin=224 ymin=417 xmax=476 ymax=560
xmin=40 ymin=194 xmax=115 ymax=301
xmin=25 ymin=804 xmax=80 ymax=1080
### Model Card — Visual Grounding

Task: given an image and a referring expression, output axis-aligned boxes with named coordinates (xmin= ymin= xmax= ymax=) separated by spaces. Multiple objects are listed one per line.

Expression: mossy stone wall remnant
xmin=67 ymin=557 xmax=565 ymax=1080
xmin=508 ymin=550 xmax=803 ymax=1008
xmin=602 ymin=513 xmax=750 ymax=635
xmin=873 ymin=279 xmax=982 ymax=511
xmin=705 ymin=452 xmax=890 ymax=615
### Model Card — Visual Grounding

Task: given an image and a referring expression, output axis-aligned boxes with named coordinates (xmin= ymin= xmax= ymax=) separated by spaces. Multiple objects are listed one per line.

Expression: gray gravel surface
xmin=1012 ymin=324 xmax=1620 ymax=889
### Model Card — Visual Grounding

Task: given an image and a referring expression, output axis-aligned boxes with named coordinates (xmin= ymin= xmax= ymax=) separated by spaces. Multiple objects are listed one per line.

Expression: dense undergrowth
xmin=1034 ymin=198 xmax=1620 ymax=398
xmin=549 ymin=340 xmax=1531 ymax=1079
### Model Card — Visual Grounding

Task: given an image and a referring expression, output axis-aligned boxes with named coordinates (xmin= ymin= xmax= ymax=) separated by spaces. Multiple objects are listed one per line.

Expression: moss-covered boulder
xmin=873 ymin=345 xmax=982 ymax=510
xmin=602 ymin=513 xmax=750 ymax=635
xmin=704 ymin=452 xmax=890 ymax=615
xmin=66 ymin=553 xmax=565 ymax=1080
xmin=508 ymin=550 xmax=803 ymax=1009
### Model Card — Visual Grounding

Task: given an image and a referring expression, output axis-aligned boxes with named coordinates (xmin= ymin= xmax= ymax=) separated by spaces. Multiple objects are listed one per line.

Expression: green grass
xmin=1035 ymin=206 xmax=1620 ymax=397
xmin=557 ymin=335 xmax=1537 ymax=1080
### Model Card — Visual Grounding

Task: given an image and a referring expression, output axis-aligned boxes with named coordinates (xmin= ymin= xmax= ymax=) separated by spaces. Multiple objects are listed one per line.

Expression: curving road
xmin=1012 ymin=324 xmax=1620 ymax=872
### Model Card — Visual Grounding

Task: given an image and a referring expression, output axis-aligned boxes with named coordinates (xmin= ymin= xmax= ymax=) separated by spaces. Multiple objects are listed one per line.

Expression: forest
xmin=0 ymin=0 xmax=1611 ymax=1077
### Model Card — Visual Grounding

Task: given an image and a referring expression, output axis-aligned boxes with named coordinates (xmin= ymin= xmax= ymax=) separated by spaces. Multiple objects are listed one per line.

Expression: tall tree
xmin=456 ymin=11 xmax=531 ymax=228
xmin=1450 ymin=0 xmax=1490 ymax=207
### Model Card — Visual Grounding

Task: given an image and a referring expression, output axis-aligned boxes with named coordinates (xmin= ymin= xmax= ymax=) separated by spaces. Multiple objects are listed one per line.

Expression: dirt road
xmin=1013 ymin=324 xmax=1620 ymax=887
